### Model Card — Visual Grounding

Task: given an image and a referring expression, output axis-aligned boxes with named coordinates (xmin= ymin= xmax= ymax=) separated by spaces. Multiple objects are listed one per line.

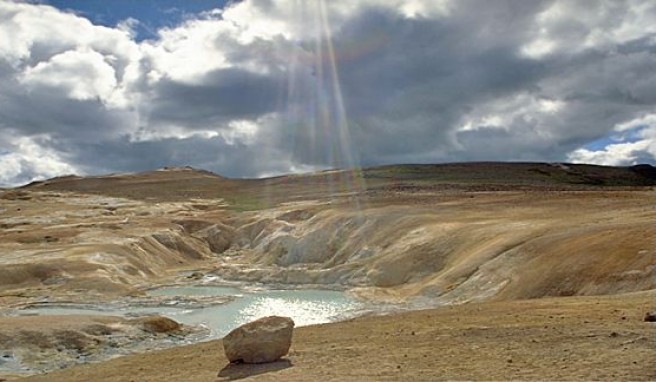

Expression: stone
xmin=136 ymin=316 xmax=182 ymax=333
xmin=644 ymin=312 xmax=656 ymax=322
xmin=223 ymin=316 xmax=294 ymax=364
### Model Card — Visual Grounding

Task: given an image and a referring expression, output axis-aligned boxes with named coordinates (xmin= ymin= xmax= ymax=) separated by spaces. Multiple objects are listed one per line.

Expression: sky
xmin=0 ymin=0 xmax=655 ymax=186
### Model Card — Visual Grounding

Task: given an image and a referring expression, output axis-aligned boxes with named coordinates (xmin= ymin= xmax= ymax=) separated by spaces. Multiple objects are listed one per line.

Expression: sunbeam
xmin=278 ymin=0 xmax=367 ymax=209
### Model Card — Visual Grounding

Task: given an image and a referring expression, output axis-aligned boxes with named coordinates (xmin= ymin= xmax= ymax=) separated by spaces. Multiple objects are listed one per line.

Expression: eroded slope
xmin=216 ymin=190 xmax=654 ymax=303
xmin=1 ymin=165 xmax=653 ymax=306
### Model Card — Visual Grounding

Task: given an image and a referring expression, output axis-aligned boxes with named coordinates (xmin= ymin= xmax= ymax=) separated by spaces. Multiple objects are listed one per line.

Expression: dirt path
xmin=21 ymin=291 xmax=656 ymax=381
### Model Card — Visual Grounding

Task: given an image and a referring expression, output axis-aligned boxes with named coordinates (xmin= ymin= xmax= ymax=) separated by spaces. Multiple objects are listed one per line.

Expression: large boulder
xmin=223 ymin=316 xmax=294 ymax=363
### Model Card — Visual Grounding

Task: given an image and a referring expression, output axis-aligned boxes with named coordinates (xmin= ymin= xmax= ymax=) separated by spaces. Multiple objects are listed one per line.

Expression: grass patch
xmin=223 ymin=194 xmax=269 ymax=211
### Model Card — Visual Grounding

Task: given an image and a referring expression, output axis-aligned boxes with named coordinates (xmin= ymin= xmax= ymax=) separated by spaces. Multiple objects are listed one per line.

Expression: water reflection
xmin=154 ymin=287 xmax=362 ymax=337
xmin=21 ymin=286 xmax=362 ymax=339
xmin=240 ymin=294 xmax=355 ymax=326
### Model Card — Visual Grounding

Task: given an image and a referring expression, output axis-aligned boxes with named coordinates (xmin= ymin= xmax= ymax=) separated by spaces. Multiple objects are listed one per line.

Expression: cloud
xmin=0 ymin=134 xmax=78 ymax=186
xmin=568 ymin=113 xmax=656 ymax=166
xmin=20 ymin=48 xmax=118 ymax=102
xmin=568 ymin=140 xmax=652 ymax=166
xmin=0 ymin=0 xmax=655 ymax=186
xmin=146 ymin=68 xmax=282 ymax=128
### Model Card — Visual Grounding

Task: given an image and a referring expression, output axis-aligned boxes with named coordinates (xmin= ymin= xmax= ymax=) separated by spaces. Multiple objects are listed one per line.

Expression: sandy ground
xmin=19 ymin=291 xmax=655 ymax=381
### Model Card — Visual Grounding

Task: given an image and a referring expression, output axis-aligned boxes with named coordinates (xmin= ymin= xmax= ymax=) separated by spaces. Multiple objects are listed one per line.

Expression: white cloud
xmin=0 ymin=153 xmax=22 ymax=186
xmin=614 ymin=113 xmax=656 ymax=132
xmin=457 ymin=94 xmax=567 ymax=134
xmin=221 ymin=119 xmax=260 ymax=145
xmin=116 ymin=17 xmax=140 ymax=38
xmin=522 ymin=0 xmax=656 ymax=57
xmin=568 ymin=140 xmax=652 ymax=166
xmin=141 ymin=14 xmax=231 ymax=83
xmin=0 ymin=1 xmax=138 ymax=67
xmin=0 ymin=135 xmax=78 ymax=186
xmin=520 ymin=37 xmax=556 ymax=59
xmin=568 ymin=114 xmax=656 ymax=165
xmin=20 ymin=48 xmax=118 ymax=102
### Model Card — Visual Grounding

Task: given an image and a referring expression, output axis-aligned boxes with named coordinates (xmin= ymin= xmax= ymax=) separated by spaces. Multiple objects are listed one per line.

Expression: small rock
xmin=643 ymin=312 xmax=656 ymax=322
xmin=136 ymin=316 xmax=182 ymax=333
xmin=223 ymin=316 xmax=294 ymax=364
xmin=609 ymin=331 xmax=618 ymax=338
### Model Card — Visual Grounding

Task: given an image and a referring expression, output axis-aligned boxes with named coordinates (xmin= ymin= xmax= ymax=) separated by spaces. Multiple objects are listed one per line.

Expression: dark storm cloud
xmin=455 ymin=127 xmax=566 ymax=162
xmin=0 ymin=86 xmax=130 ymax=141
xmin=331 ymin=1 xmax=656 ymax=166
xmin=147 ymin=68 xmax=282 ymax=127
xmin=274 ymin=3 xmax=553 ymax=167
xmin=52 ymin=134 xmax=292 ymax=179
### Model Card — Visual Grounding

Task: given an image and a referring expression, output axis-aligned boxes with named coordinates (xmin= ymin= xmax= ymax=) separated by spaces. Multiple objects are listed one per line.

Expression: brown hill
xmin=4 ymin=161 xmax=653 ymax=303
xmin=1 ymin=161 xmax=654 ymax=380
xmin=21 ymin=162 xmax=656 ymax=208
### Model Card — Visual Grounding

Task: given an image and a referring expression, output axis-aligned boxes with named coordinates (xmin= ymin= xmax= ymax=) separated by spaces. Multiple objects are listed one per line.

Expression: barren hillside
xmin=6 ymin=163 xmax=653 ymax=303
xmin=1 ymin=162 xmax=654 ymax=380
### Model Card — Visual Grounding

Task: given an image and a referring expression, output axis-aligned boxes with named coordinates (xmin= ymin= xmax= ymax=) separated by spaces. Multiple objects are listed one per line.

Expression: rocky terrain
xmin=0 ymin=162 xmax=655 ymax=380
xmin=0 ymin=314 xmax=193 ymax=376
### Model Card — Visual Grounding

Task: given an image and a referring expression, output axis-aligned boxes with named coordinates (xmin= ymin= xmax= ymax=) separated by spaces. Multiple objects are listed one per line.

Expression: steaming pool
xmin=19 ymin=285 xmax=363 ymax=338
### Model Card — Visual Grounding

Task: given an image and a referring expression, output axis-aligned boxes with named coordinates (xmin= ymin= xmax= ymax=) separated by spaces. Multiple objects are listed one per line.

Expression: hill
xmin=1 ymin=161 xmax=654 ymax=380
xmin=7 ymin=161 xmax=654 ymax=302
xmin=21 ymin=162 xmax=656 ymax=209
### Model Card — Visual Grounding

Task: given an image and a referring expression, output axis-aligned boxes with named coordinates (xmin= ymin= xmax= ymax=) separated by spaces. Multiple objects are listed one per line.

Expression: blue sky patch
xmin=583 ymin=125 xmax=647 ymax=151
xmin=45 ymin=0 xmax=230 ymax=40
xmin=583 ymin=136 xmax=615 ymax=151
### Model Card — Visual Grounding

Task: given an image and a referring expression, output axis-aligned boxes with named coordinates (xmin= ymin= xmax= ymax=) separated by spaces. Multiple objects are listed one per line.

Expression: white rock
xmin=223 ymin=316 xmax=294 ymax=363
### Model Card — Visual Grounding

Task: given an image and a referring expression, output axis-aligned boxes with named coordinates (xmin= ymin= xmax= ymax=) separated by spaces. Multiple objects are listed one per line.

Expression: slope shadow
xmin=217 ymin=359 xmax=293 ymax=381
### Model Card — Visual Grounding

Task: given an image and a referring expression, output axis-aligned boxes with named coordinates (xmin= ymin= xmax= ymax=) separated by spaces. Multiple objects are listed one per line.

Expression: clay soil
xmin=21 ymin=291 xmax=655 ymax=382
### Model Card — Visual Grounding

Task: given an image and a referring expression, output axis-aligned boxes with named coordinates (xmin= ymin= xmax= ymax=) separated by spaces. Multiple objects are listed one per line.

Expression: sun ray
xmin=280 ymin=0 xmax=368 ymax=209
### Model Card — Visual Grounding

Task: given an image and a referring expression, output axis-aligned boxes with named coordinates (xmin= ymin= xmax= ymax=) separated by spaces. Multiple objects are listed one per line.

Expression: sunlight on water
xmin=239 ymin=294 xmax=353 ymax=326
xmin=21 ymin=287 xmax=362 ymax=339
xmin=157 ymin=287 xmax=362 ymax=337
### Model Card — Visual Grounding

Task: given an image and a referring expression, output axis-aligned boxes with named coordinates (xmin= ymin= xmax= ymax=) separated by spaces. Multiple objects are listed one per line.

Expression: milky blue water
xmin=149 ymin=286 xmax=362 ymax=337
xmin=21 ymin=286 xmax=362 ymax=338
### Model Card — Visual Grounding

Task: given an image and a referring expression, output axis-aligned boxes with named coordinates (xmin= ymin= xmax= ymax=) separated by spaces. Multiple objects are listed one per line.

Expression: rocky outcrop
xmin=0 ymin=315 xmax=192 ymax=375
xmin=174 ymin=219 xmax=235 ymax=254
xmin=223 ymin=316 xmax=294 ymax=363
